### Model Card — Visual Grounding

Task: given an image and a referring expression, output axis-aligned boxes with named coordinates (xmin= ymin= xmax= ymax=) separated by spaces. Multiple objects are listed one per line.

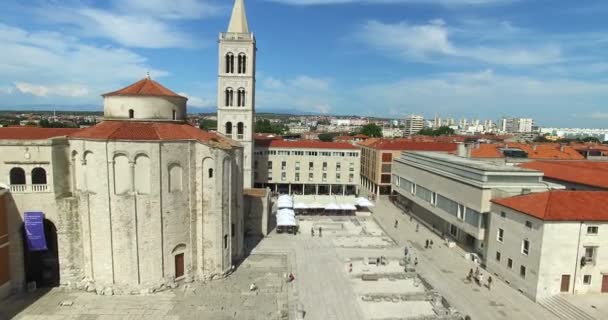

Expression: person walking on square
xmin=414 ymin=257 xmax=418 ymax=267
xmin=394 ymin=219 xmax=398 ymax=228
xmin=488 ymin=276 xmax=493 ymax=290
xmin=311 ymin=227 xmax=315 ymax=237
xmin=425 ymin=239 xmax=429 ymax=248
xmin=416 ymin=223 xmax=419 ymax=232
xmin=319 ymin=226 xmax=322 ymax=237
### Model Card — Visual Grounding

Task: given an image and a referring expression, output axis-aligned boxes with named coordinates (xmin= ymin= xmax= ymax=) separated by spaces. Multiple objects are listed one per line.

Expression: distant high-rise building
xmin=499 ymin=117 xmax=534 ymax=133
xmin=404 ymin=114 xmax=424 ymax=136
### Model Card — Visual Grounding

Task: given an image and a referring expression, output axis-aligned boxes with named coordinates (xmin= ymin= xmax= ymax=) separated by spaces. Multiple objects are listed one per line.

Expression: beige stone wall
xmin=103 ymin=96 xmax=187 ymax=121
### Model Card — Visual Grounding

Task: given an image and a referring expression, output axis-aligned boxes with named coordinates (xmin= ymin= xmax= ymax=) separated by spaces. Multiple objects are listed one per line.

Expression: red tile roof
xmin=519 ymin=161 xmax=608 ymax=189
xmin=358 ymin=138 xmax=457 ymax=152
xmin=0 ymin=127 xmax=81 ymax=140
xmin=70 ymin=121 xmax=238 ymax=149
xmin=102 ymin=78 xmax=186 ymax=99
xmin=492 ymin=191 xmax=608 ymax=221
xmin=470 ymin=143 xmax=586 ymax=160
xmin=255 ymin=139 xmax=358 ymax=150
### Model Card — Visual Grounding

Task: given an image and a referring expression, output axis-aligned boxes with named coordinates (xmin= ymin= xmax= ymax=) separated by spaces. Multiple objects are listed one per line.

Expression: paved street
xmin=369 ymin=196 xmax=558 ymax=320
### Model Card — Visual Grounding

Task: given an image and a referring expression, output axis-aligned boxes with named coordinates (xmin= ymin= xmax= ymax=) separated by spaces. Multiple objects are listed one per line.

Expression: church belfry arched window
xmin=238 ymin=53 xmax=247 ymax=74
xmin=225 ymin=121 xmax=233 ymax=137
xmin=225 ymin=52 xmax=234 ymax=74
xmin=225 ymin=88 xmax=234 ymax=107
xmin=237 ymin=122 xmax=244 ymax=139
xmin=237 ymin=88 xmax=245 ymax=107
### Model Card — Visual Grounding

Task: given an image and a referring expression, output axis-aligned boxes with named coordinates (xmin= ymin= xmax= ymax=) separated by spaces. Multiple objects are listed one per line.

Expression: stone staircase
xmin=538 ymin=295 xmax=596 ymax=320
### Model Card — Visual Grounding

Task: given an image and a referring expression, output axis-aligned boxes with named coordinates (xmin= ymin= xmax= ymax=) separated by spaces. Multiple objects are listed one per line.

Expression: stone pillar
xmin=288 ymin=184 xmax=291 ymax=195
xmin=315 ymin=184 xmax=318 ymax=195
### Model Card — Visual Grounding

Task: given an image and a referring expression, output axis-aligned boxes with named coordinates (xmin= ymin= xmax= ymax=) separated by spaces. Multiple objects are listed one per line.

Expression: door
xmin=602 ymin=275 xmax=608 ymax=293
xmin=175 ymin=253 xmax=184 ymax=279
xmin=560 ymin=274 xmax=570 ymax=292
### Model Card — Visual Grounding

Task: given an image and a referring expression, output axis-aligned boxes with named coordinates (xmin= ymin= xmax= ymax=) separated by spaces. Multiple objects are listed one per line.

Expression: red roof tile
xmin=519 ymin=161 xmax=608 ymax=189
xmin=358 ymin=138 xmax=457 ymax=152
xmin=102 ymin=78 xmax=186 ymax=99
xmin=492 ymin=191 xmax=608 ymax=221
xmin=70 ymin=121 xmax=238 ymax=149
xmin=470 ymin=143 xmax=586 ymax=160
xmin=0 ymin=127 xmax=81 ymax=140
xmin=255 ymin=139 xmax=358 ymax=150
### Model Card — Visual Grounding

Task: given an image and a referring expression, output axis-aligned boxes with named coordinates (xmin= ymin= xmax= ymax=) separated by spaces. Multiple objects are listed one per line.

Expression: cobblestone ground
xmin=0 ymin=254 xmax=289 ymax=320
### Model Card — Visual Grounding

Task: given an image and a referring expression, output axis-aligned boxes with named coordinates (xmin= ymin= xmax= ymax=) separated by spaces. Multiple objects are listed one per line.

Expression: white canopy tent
xmin=276 ymin=208 xmax=296 ymax=226
xmin=277 ymin=195 xmax=293 ymax=209
xmin=356 ymin=197 xmax=375 ymax=207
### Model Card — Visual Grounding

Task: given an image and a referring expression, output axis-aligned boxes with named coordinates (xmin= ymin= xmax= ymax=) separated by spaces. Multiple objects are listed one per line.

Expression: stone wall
xmin=243 ymin=188 xmax=270 ymax=237
xmin=0 ymin=189 xmax=10 ymax=299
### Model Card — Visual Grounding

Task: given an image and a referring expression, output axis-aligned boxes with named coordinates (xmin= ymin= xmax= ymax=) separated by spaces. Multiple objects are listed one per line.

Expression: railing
xmin=9 ymin=184 xmax=49 ymax=193
xmin=220 ymin=32 xmax=254 ymax=41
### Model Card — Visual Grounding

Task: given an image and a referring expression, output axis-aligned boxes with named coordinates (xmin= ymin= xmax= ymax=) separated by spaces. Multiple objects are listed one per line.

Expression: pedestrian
xmin=376 ymin=257 xmax=380 ymax=266
xmin=404 ymin=246 xmax=409 ymax=257
xmin=430 ymin=240 xmax=434 ymax=248
xmin=416 ymin=223 xmax=419 ymax=232
xmin=311 ymin=227 xmax=315 ymax=237
xmin=394 ymin=219 xmax=398 ymax=228
xmin=348 ymin=263 xmax=353 ymax=273
xmin=414 ymin=257 xmax=418 ymax=267
xmin=319 ymin=226 xmax=322 ymax=237
xmin=488 ymin=276 xmax=492 ymax=290
xmin=425 ymin=239 xmax=429 ymax=248
xmin=467 ymin=268 xmax=473 ymax=281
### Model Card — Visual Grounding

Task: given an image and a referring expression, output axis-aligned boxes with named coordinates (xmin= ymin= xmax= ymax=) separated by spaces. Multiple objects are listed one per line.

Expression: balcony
xmin=10 ymin=184 xmax=49 ymax=193
xmin=220 ymin=32 xmax=254 ymax=41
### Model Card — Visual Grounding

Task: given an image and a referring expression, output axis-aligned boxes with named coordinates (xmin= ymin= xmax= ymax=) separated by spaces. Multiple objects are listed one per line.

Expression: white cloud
xmin=267 ymin=0 xmax=513 ymax=6
xmin=258 ymin=75 xmax=336 ymax=114
xmin=288 ymin=76 xmax=331 ymax=91
xmin=115 ymin=0 xmax=222 ymax=20
xmin=263 ymin=77 xmax=284 ymax=89
xmin=583 ymin=111 xmax=608 ymax=120
xmin=355 ymin=20 xmax=562 ymax=66
xmin=178 ymin=92 xmax=215 ymax=108
xmin=0 ymin=23 xmax=167 ymax=103
xmin=14 ymin=82 xmax=89 ymax=97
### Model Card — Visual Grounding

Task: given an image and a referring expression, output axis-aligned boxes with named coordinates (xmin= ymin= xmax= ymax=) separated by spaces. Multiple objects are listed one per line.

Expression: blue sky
xmin=1 ymin=0 xmax=608 ymax=127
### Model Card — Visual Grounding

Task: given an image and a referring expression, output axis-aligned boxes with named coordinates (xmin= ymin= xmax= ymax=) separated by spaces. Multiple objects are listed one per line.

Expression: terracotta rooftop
xmin=519 ymin=161 xmax=608 ymax=189
xmin=70 ymin=121 xmax=239 ymax=149
xmin=0 ymin=127 xmax=81 ymax=140
xmin=492 ymin=191 xmax=608 ymax=221
xmin=470 ymin=143 xmax=585 ymax=160
xmin=357 ymin=138 xmax=457 ymax=152
xmin=102 ymin=78 xmax=186 ymax=99
xmin=255 ymin=139 xmax=358 ymax=150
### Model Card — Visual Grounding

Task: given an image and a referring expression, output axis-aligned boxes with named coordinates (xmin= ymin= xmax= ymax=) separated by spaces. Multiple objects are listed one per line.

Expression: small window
xmin=496 ymin=251 xmax=501 ymax=262
xmin=507 ymin=258 xmax=513 ymax=269
xmin=309 ymin=162 xmax=314 ymax=170
xmin=128 ymin=109 xmax=134 ymax=119
xmin=172 ymin=110 xmax=176 ymax=120
xmin=223 ymin=234 xmax=228 ymax=249
xmin=525 ymin=221 xmax=532 ymax=229
xmin=500 ymin=211 xmax=506 ymax=218
xmin=457 ymin=204 xmax=465 ymax=220
xmin=322 ymin=162 xmax=327 ymax=170
xmin=583 ymin=275 xmax=592 ymax=285
xmin=231 ymin=223 xmax=235 ymax=237
xmin=295 ymin=172 xmax=300 ymax=181
xmin=282 ymin=161 xmax=287 ymax=170
xmin=410 ymin=183 xmax=416 ymax=194
xmin=208 ymin=168 xmax=214 ymax=178
xmin=268 ymin=161 xmax=272 ymax=169
xmin=431 ymin=192 xmax=437 ymax=206
xmin=281 ymin=172 xmax=286 ymax=181
xmin=521 ymin=239 xmax=530 ymax=255
xmin=520 ymin=265 xmax=526 ymax=278
xmin=587 ymin=226 xmax=598 ymax=235
xmin=308 ymin=172 xmax=313 ymax=181
xmin=497 ymin=228 xmax=504 ymax=242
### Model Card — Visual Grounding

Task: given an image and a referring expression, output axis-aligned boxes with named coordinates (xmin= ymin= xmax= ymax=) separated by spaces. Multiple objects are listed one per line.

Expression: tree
xmin=318 ymin=133 xmax=334 ymax=142
xmin=581 ymin=136 xmax=601 ymax=143
xmin=359 ymin=123 xmax=382 ymax=137
xmin=199 ymin=119 xmax=217 ymax=131
xmin=255 ymin=119 xmax=287 ymax=135
xmin=417 ymin=126 xmax=454 ymax=136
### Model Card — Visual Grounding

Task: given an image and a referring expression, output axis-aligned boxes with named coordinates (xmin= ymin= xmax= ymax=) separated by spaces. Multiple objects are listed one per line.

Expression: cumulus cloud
xmin=354 ymin=19 xmax=562 ymax=65
xmin=178 ymin=92 xmax=215 ymax=108
xmin=14 ymin=82 xmax=89 ymax=97
xmin=258 ymin=75 xmax=336 ymax=114
xmin=582 ymin=111 xmax=608 ymax=120
xmin=266 ymin=0 xmax=514 ymax=6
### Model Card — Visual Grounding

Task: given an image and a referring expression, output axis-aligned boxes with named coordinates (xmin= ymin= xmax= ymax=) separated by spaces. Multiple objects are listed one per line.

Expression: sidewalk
xmin=370 ymin=196 xmax=557 ymax=320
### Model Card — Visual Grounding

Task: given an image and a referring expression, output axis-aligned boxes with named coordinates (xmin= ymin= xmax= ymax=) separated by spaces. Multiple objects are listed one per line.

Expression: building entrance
xmin=21 ymin=219 xmax=60 ymax=287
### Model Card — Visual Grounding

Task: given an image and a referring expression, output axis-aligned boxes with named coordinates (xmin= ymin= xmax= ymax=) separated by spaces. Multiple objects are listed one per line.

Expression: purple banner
xmin=24 ymin=212 xmax=47 ymax=251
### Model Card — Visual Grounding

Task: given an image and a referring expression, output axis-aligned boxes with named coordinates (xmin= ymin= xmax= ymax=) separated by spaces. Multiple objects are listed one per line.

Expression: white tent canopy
xmin=276 ymin=208 xmax=296 ymax=226
xmin=356 ymin=197 xmax=375 ymax=207
xmin=277 ymin=195 xmax=293 ymax=208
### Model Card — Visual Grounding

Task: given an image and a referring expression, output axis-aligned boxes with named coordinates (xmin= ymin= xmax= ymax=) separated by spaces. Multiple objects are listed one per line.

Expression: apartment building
xmin=253 ymin=140 xmax=360 ymax=195
xmin=359 ymin=139 xmax=457 ymax=196
xmin=391 ymin=151 xmax=559 ymax=254
xmin=488 ymin=191 xmax=608 ymax=301
xmin=0 ymin=188 xmax=9 ymax=299
xmin=404 ymin=115 xmax=424 ymax=136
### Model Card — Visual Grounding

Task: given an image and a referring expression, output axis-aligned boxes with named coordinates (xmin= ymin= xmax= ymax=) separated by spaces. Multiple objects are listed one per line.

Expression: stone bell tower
xmin=217 ymin=0 xmax=256 ymax=188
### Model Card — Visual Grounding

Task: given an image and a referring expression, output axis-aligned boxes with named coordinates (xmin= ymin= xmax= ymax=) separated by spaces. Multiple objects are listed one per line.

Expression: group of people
xmin=468 ymin=267 xmax=492 ymax=290
xmin=425 ymin=239 xmax=434 ymax=249
xmin=310 ymin=226 xmax=322 ymax=237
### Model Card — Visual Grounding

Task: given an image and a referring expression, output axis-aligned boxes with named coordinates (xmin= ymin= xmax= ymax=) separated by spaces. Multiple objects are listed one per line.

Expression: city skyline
xmin=1 ymin=0 xmax=608 ymax=127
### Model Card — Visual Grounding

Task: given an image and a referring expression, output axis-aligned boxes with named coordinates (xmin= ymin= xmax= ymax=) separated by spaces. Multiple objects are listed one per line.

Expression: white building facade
xmin=404 ymin=115 xmax=424 ymax=136
xmin=487 ymin=191 xmax=608 ymax=301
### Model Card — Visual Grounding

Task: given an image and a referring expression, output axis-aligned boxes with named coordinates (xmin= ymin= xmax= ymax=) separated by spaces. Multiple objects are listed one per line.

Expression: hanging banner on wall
xmin=24 ymin=211 xmax=47 ymax=251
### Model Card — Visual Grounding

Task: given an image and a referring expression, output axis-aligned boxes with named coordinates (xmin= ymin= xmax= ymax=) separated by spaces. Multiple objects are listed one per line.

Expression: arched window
xmin=134 ymin=154 xmax=150 ymax=194
xmin=237 ymin=88 xmax=245 ymax=107
xmin=225 ymin=52 xmax=234 ymax=74
xmin=9 ymin=167 xmax=26 ymax=185
xmin=237 ymin=122 xmax=244 ymax=139
xmin=172 ymin=110 xmax=176 ymax=120
xmin=113 ymin=154 xmax=130 ymax=194
xmin=128 ymin=109 xmax=134 ymax=119
xmin=31 ymin=168 xmax=47 ymax=185
xmin=238 ymin=53 xmax=247 ymax=74
xmin=225 ymin=88 xmax=234 ymax=107
xmin=208 ymin=168 xmax=214 ymax=178
xmin=168 ymin=164 xmax=183 ymax=192
xmin=225 ymin=122 xmax=233 ymax=135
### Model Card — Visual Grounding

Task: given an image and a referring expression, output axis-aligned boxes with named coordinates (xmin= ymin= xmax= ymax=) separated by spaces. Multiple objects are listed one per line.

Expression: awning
xmin=277 ymin=208 xmax=296 ymax=226
xmin=293 ymin=202 xmax=309 ymax=209
xmin=277 ymin=196 xmax=293 ymax=208
xmin=325 ymin=203 xmax=341 ymax=210
xmin=356 ymin=197 xmax=375 ymax=207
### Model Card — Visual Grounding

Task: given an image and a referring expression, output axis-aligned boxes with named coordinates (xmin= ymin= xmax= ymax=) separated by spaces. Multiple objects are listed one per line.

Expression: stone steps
xmin=539 ymin=295 xmax=595 ymax=320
